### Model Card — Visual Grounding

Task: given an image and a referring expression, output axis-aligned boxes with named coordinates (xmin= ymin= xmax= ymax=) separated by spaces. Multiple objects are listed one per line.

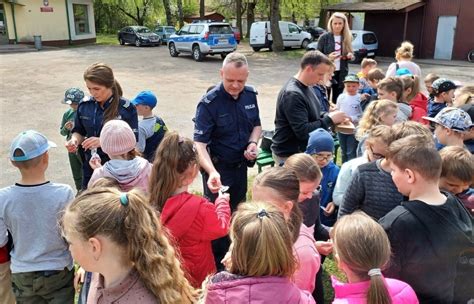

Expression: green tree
xmin=102 ymin=0 xmax=162 ymax=26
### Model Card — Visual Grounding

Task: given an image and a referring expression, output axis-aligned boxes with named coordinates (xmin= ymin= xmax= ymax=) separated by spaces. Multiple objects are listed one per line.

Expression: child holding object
xmin=149 ymin=132 xmax=230 ymax=287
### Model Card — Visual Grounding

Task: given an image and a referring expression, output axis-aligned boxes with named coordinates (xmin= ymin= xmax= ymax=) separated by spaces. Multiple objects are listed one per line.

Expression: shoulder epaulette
xmin=202 ymin=90 xmax=218 ymax=104
xmin=244 ymin=85 xmax=258 ymax=95
xmin=122 ymin=98 xmax=131 ymax=108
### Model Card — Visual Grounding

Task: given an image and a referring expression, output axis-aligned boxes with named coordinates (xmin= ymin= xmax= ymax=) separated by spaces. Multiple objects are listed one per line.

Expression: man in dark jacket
xmin=271 ymin=50 xmax=347 ymax=164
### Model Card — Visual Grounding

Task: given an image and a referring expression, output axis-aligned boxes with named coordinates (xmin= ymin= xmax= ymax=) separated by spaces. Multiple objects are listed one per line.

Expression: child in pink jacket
xmin=203 ymin=202 xmax=315 ymax=304
xmin=88 ymin=120 xmax=152 ymax=193
xmin=331 ymin=212 xmax=418 ymax=304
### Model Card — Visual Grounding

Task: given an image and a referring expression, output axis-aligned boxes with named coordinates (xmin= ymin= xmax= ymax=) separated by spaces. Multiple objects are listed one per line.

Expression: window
xmin=73 ymin=4 xmax=90 ymax=34
xmin=363 ymin=33 xmax=377 ymax=44
xmin=179 ymin=25 xmax=190 ymax=35
xmin=209 ymin=25 xmax=232 ymax=34
xmin=288 ymin=24 xmax=299 ymax=33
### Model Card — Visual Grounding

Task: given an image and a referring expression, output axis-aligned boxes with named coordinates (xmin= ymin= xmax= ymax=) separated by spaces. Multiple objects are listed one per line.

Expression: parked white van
xmin=250 ymin=21 xmax=312 ymax=52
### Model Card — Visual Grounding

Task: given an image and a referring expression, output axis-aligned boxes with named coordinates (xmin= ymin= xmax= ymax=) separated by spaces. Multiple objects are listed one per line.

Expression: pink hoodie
xmin=205 ymin=272 xmax=316 ymax=304
xmin=88 ymin=157 xmax=152 ymax=192
xmin=294 ymin=224 xmax=321 ymax=293
xmin=331 ymin=276 xmax=419 ymax=304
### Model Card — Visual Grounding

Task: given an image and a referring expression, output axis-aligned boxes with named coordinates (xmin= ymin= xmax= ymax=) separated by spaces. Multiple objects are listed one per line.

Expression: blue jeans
xmin=338 ymin=133 xmax=358 ymax=163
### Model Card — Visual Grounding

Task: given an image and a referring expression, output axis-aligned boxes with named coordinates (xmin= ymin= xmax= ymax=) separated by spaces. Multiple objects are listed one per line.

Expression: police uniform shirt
xmin=194 ymin=83 xmax=261 ymax=164
xmin=73 ymin=95 xmax=139 ymax=141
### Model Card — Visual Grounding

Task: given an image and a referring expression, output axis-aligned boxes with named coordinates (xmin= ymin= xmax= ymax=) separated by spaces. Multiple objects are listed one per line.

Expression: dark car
xmin=118 ymin=26 xmax=161 ymax=47
xmin=154 ymin=26 xmax=176 ymax=44
xmin=303 ymin=26 xmax=326 ymax=41
xmin=232 ymin=27 xmax=241 ymax=44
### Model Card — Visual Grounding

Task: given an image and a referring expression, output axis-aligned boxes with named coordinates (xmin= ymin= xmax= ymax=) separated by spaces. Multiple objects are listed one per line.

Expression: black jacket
xmin=271 ymin=77 xmax=333 ymax=157
xmin=379 ymin=194 xmax=473 ymax=304
xmin=317 ymin=32 xmax=349 ymax=88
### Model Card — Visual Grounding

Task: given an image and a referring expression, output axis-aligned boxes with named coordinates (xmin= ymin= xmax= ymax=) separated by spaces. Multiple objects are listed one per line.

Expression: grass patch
xmin=96 ymin=33 xmax=119 ymax=46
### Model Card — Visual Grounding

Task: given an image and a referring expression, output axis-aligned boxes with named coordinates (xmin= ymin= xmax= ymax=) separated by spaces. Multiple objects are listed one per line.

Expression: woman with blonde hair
xmin=203 ymin=202 xmax=315 ymax=303
xmin=61 ymin=187 xmax=197 ymax=304
xmin=331 ymin=212 xmax=418 ymax=304
xmin=386 ymin=41 xmax=422 ymax=77
xmin=317 ymin=12 xmax=354 ymax=102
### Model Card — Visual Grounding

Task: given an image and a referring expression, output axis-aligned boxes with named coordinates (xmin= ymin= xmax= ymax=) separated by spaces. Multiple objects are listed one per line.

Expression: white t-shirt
xmin=336 ymin=93 xmax=363 ymax=124
xmin=334 ymin=35 xmax=342 ymax=71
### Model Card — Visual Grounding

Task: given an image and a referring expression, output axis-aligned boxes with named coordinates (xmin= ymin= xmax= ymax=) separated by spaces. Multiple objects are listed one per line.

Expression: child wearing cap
xmin=379 ymin=135 xmax=472 ymax=303
xmin=423 ymin=107 xmax=473 ymax=148
xmin=131 ymin=91 xmax=167 ymax=162
xmin=0 ymin=130 xmax=75 ymax=303
xmin=427 ymin=78 xmax=457 ymax=118
xmin=60 ymin=88 xmax=84 ymax=191
xmin=88 ymin=119 xmax=153 ymax=193
xmin=336 ymin=74 xmax=363 ymax=163
xmin=305 ymin=128 xmax=340 ymax=226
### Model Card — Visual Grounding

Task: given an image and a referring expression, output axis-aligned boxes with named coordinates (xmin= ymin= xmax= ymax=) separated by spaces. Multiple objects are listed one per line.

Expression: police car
xmin=167 ymin=22 xmax=237 ymax=61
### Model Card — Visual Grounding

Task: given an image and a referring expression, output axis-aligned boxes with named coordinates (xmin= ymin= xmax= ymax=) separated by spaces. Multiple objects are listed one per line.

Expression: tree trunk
xmin=200 ymin=0 xmax=205 ymax=19
xmin=246 ymin=1 xmax=256 ymax=38
xmin=162 ymin=0 xmax=173 ymax=26
xmin=177 ymin=0 xmax=184 ymax=27
xmin=236 ymin=0 xmax=242 ymax=38
xmin=270 ymin=0 xmax=283 ymax=52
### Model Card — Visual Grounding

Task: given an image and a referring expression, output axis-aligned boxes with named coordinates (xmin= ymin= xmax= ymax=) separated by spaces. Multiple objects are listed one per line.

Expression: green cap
xmin=343 ymin=74 xmax=359 ymax=83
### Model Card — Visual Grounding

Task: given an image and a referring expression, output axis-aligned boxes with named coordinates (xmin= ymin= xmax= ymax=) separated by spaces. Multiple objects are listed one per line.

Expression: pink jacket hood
xmin=331 ymin=276 xmax=418 ymax=304
xmin=205 ymin=272 xmax=315 ymax=304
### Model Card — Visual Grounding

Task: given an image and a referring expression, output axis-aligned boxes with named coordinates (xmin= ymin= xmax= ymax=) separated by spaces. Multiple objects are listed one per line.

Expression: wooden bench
xmin=256 ymin=149 xmax=275 ymax=173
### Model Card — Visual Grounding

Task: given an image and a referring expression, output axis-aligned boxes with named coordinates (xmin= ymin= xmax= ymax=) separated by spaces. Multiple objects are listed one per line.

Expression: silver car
xmin=167 ymin=22 xmax=238 ymax=61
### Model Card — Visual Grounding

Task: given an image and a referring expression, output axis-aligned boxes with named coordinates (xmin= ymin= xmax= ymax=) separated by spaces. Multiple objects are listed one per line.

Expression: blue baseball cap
xmin=131 ymin=91 xmax=157 ymax=108
xmin=423 ymin=107 xmax=473 ymax=132
xmin=10 ymin=130 xmax=57 ymax=162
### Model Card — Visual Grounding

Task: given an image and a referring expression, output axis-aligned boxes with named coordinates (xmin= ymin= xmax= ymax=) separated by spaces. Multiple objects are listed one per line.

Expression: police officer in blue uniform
xmin=194 ymin=52 xmax=262 ymax=268
xmin=66 ymin=63 xmax=138 ymax=189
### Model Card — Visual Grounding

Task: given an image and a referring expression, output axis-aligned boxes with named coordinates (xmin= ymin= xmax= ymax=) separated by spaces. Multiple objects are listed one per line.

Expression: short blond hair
xmin=439 ymin=146 xmax=474 ymax=184
xmin=361 ymin=58 xmax=377 ymax=69
xmin=222 ymin=52 xmax=248 ymax=68
xmin=11 ymin=150 xmax=45 ymax=170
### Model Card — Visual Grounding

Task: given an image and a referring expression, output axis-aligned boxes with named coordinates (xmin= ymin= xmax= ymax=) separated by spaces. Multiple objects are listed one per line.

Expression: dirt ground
xmin=1 ymin=43 xmax=473 ymax=190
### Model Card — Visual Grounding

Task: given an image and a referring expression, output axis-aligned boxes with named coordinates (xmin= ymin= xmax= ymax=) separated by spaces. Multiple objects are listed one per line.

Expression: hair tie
xmin=368 ymin=268 xmax=382 ymax=277
xmin=257 ymin=209 xmax=269 ymax=219
xmin=178 ymin=136 xmax=184 ymax=143
xmin=119 ymin=193 xmax=129 ymax=206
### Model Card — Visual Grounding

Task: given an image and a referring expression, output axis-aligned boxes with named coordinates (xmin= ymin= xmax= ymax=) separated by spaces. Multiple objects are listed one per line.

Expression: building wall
xmin=3 ymin=0 xmax=95 ymax=44
xmin=364 ymin=13 xmax=405 ymax=57
xmin=421 ymin=0 xmax=474 ymax=60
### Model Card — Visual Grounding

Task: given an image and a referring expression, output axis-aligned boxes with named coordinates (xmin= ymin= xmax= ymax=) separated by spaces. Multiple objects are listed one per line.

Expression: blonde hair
xmin=230 ymin=201 xmax=297 ymax=278
xmin=62 ymin=187 xmax=197 ymax=303
xmin=90 ymin=177 xmax=121 ymax=189
xmin=357 ymin=100 xmax=398 ymax=139
xmin=149 ymin=132 xmax=198 ymax=212
xmin=332 ymin=212 xmax=392 ymax=304
xmin=389 ymin=121 xmax=433 ymax=145
xmin=365 ymin=125 xmax=392 ymax=146
xmin=361 ymin=58 xmax=377 ymax=69
xmin=284 ymin=153 xmax=322 ymax=183
xmin=400 ymin=75 xmax=421 ymax=102
xmin=327 ymin=12 xmax=353 ymax=54
xmin=253 ymin=167 xmax=302 ymax=243
xmin=424 ymin=73 xmax=439 ymax=84
xmin=439 ymin=146 xmax=474 ymax=183
xmin=454 ymin=85 xmax=474 ymax=107
xmin=395 ymin=41 xmax=414 ymax=61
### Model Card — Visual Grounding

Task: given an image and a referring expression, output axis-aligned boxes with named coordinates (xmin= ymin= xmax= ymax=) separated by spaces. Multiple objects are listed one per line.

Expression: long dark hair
xmin=84 ymin=63 xmax=123 ymax=123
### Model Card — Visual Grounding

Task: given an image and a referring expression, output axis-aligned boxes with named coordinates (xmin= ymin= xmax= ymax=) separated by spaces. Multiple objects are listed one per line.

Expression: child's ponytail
xmin=332 ymin=212 xmax=392 ymax=304
xmin=149 ymin=132 xmax=198 ymax=211
xmin=124 ymin=190 xmax=197 ymax=303
xmin=367 ymin=270 xmax=391 ymax=304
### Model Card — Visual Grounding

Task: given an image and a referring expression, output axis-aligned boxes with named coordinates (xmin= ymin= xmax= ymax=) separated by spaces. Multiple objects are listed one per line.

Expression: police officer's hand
xmin=207 ymin=171 xmax=222 ymax=193
xmin=315 ymin=240 xmax=333 ymax=256
xmin=65 ymin=138 xmax=78 ymax=153
xmin=328 ymin=110 xmax=349 ymax=125
xmin=244 ymin=142 xmax=258 ymax=160
xmin=82 ymin=136 xmax=101 ymax=151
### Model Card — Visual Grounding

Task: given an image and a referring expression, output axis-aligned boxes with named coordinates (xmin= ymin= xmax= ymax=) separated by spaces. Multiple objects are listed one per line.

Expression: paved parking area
xmin=1 ymin=43 xmax=473 ymax=190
